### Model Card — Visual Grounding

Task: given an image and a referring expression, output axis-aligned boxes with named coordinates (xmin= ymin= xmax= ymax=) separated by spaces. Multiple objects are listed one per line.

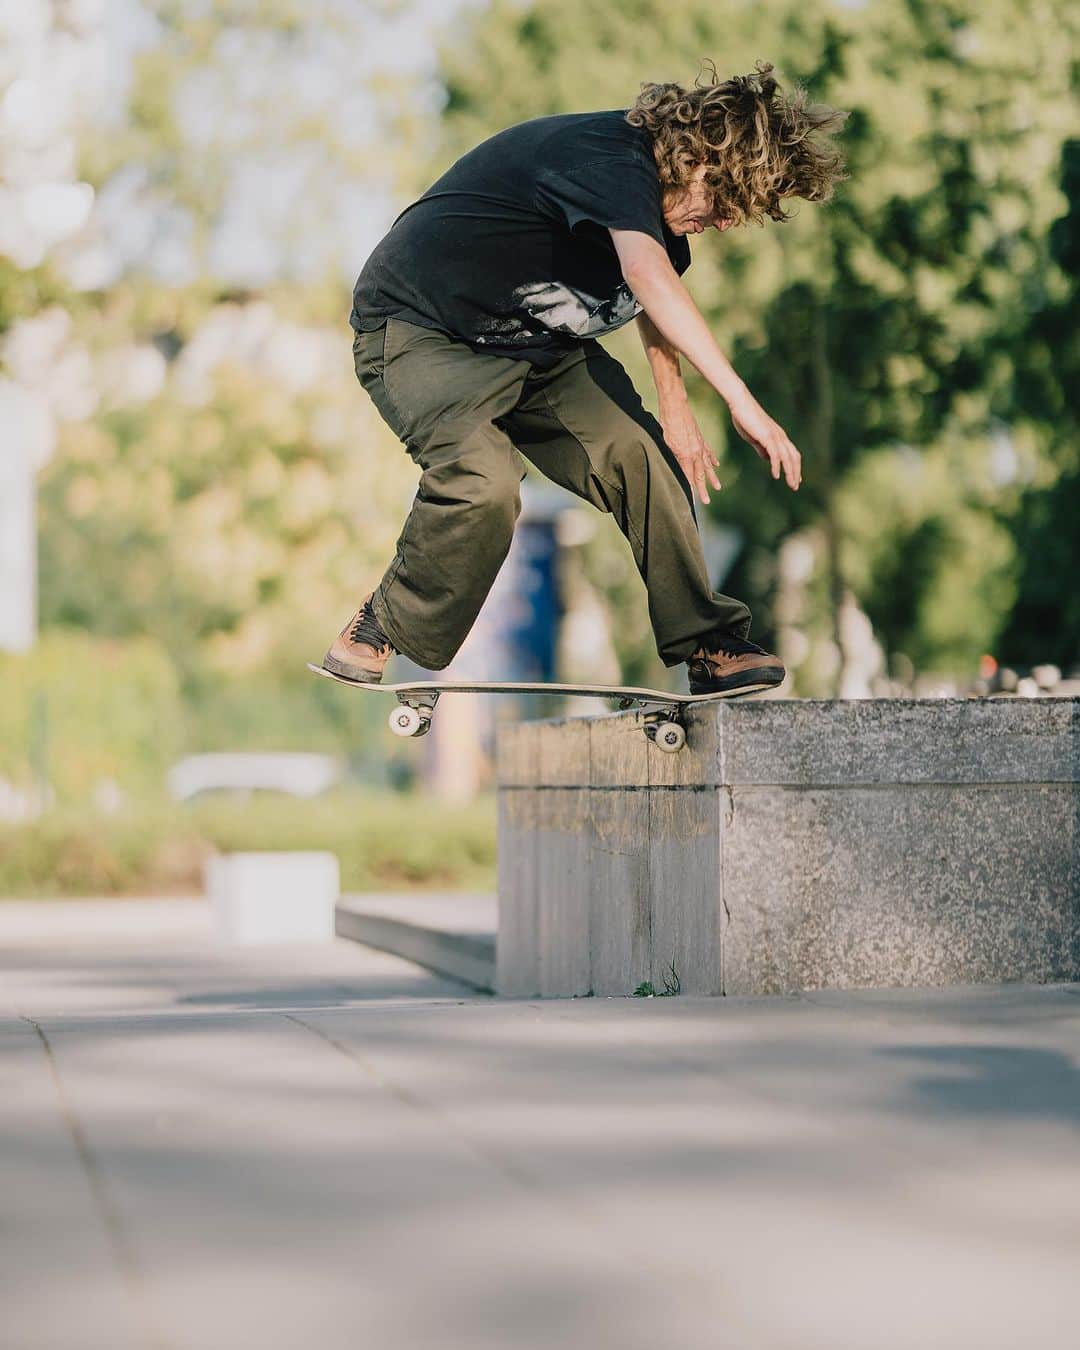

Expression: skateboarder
xmin=324 ymin=61 xmax=846 ymax=694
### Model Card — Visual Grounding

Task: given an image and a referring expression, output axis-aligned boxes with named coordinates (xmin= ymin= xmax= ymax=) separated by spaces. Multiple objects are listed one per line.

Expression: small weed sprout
xmin=662 ymin=956 xmax=681 ymax=996
xmin=632 ymin=957 xmax=681 ymax=999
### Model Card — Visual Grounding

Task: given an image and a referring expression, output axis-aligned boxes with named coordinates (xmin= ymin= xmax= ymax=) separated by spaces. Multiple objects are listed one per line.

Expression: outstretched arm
xmin=615 ymin=228 xmax=802 ymax=493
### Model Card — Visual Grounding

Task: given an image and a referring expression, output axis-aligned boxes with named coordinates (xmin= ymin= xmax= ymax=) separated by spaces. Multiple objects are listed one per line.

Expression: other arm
xmin=614 ymin=229 xmax=801 ymax=492
xmin=636 ymin=310 xmax=722 ymax=505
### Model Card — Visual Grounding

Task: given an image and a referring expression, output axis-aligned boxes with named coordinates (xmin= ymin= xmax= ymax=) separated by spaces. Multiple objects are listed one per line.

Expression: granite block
xmin=717 ymin=699 xmax=1080 ymax=786
xmin=497 ymin=699 xmax=1080 ymax=999
xmin=721 ymin=782 xmax=1080 ymax=995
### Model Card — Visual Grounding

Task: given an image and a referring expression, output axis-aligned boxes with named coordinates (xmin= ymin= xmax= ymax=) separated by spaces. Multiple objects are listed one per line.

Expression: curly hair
xmin=626 ymin=60 xmax=849 ymax=226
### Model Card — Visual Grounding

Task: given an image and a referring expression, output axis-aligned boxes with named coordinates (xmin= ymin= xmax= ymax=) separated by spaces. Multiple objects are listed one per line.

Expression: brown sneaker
xmin=687 ymin=634 xmax=786 ymax=696
xmin=322 ymin=593 xmax=396 ymax=684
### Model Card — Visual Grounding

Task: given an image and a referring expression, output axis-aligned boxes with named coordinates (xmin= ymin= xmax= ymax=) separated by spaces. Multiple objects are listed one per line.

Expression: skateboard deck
xmin=307 ymin=662 xmax=777 ymax=752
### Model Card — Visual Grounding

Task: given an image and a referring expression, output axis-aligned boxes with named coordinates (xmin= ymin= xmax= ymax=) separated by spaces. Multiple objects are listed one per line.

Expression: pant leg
xmin=354 ymin=319 xmax=531 ymax=669
xmin=503 ymin=339 xmax=751 ymax=667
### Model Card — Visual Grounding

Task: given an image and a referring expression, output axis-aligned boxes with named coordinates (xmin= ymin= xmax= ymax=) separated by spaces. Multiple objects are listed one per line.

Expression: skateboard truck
xmin=613 ymin=695 xmax=688 ymax=754
xmin=623 ymin=702 xmax=686 ymax=753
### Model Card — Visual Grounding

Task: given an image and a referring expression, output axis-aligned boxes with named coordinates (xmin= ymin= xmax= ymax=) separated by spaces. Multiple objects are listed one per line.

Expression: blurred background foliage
xmin=1 ymin=0 xmax=1077 ymax=892
xmin=0 ymin=791 xmax=497 ymax=899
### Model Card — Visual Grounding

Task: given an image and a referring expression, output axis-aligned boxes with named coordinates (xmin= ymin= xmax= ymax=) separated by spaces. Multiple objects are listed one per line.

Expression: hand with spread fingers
xmin=727 ymin=389 xmax=802 ymax=491
xmin=659 ymin=399 xmax=723 ymax=506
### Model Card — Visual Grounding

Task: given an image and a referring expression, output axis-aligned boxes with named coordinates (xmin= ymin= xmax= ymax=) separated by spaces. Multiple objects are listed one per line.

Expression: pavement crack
xmin=23 ymin=1016 xmax=176 ymax=1350
xmin=280 ymin=1011 xmax=719 ymax=1299
xmin=281 ymin=1011 xmax=544 ymax=1196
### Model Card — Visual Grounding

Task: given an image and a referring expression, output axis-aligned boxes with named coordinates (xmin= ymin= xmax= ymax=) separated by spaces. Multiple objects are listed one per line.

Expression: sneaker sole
xmin=687 ymin=666 xmax=786 ymax=697
xmin=321 ymin=653 xmax=386 ymax=684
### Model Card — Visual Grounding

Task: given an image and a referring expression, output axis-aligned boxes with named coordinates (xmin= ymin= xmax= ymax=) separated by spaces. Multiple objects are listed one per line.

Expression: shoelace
xmin=349 ymin=602 xmax=392 ymax=651
xmin=701 ymin=635 xmax=767 ymax=658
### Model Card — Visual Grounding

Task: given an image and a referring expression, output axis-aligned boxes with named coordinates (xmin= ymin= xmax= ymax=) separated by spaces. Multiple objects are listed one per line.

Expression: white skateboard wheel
xmin=653 ymin=721 xmax=686 ymax=753
xmin=389 ymin=705 xmax=424 ymax=737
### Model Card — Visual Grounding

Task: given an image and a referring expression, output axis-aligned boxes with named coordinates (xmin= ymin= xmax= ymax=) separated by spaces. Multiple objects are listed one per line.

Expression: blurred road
xmin=2 ymin=899 xmax=1078 ymax=1350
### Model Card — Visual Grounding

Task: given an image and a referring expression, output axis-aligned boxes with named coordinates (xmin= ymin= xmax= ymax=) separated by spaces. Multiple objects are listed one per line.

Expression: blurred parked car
xmin=167 ymin=753 xmax=341 ymax=802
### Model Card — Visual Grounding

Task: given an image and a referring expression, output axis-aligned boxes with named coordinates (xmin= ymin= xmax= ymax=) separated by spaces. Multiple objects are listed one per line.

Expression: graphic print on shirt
xmin=508 ymin=279 xmax=641 ymax=339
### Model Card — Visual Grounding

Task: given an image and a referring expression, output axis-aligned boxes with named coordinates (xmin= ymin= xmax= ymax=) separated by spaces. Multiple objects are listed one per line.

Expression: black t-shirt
xmin=350 ymin=110 xmax=691 ymax=368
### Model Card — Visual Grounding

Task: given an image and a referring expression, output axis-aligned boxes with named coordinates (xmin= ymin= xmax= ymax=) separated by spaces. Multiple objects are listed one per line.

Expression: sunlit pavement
xmin=3 ymin=900 xmax=1078 ymax=1350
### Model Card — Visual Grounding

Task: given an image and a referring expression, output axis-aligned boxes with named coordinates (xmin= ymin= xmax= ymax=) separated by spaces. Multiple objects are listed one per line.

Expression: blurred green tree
xmin=994 ymin=138 xmax=1080 ymax=667
xmin=29 ymin=1 xmax=446 ymax=756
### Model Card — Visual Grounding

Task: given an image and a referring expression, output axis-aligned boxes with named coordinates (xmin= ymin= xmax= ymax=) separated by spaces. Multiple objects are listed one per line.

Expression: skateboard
xmin=307 ymin=663 xmax=776 ymax=753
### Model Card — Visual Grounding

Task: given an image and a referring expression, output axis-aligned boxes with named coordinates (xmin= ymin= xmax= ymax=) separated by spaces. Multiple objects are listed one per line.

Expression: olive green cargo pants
xmin=353 ymin=317 xmax=751 ymax=671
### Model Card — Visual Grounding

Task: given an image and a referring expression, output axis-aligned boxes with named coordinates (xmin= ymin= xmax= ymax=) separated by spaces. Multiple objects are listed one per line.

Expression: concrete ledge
xmin=335 ymin=894 xmax=495 ymax=992
xmin=496 ymin=699 xmax=1080 ymax=998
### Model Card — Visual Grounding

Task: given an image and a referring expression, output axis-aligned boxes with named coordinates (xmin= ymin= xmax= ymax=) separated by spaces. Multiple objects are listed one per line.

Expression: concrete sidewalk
xmin=2 ymin=899 xmax=1079 ymax=1350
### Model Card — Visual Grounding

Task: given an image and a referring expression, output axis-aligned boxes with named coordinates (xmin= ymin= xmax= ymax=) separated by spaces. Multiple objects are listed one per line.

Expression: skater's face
xmin=662 ymin=164 xmax=735 ymax=236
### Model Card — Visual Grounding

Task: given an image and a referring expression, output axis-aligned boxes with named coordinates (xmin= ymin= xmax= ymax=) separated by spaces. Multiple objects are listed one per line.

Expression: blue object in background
xmin=492 ymin=518 xmax=560 ymax=682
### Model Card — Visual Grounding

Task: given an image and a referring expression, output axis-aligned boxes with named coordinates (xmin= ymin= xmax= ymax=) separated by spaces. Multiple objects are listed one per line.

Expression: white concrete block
xmin=206 ymin=852 xmax=340 ymax=944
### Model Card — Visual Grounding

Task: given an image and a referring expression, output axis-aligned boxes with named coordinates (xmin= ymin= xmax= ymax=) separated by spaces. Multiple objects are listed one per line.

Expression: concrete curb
xmin=335 ymin=894 xmax=496 ymax=993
